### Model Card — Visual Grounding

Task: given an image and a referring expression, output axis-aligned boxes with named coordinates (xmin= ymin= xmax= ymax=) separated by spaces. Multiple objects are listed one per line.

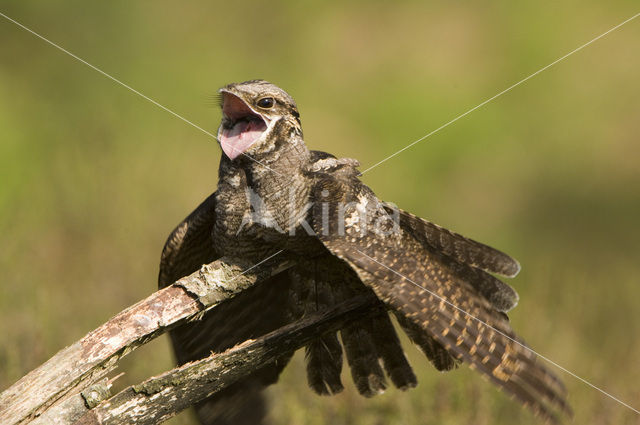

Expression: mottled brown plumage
xmin=159 ymin=80 xmax=570 ymax=424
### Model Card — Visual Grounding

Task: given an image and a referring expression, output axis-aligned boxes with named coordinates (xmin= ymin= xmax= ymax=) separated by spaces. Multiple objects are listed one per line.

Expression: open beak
xmin=218 ymin=92 xmax=268 ymax=160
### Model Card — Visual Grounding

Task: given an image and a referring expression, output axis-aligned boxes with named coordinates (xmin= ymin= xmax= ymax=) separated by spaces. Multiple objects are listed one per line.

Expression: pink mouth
xmin=219 ymin=93 xmax=268 ymax=160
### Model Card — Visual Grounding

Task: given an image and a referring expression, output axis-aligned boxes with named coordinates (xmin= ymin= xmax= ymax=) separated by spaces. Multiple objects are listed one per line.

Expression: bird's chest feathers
xmin=214 ymin=174 xmax=314 ymax=254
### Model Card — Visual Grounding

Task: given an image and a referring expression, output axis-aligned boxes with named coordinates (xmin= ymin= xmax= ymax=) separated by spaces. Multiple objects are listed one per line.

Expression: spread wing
xmin=310 ymin=174 xmax=571 ymax=423
xmin=159 ymin=192 xmax=219 ymax=287
xmin=159 ymin=192 xmax=293 ymax=425
xmin=389 ymin=206 xmax=521 ymax=277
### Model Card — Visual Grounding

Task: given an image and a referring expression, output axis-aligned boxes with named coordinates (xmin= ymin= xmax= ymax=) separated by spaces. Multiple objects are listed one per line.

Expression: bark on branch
xmin=0 ymin=255 xmax=296 ymax=425
xmin=75 ymin=296 xmax=380 ymax=425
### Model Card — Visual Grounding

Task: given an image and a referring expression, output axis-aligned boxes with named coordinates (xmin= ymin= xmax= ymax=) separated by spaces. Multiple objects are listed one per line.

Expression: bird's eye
xmin=257 ymin=97 xmax=275 ymax=109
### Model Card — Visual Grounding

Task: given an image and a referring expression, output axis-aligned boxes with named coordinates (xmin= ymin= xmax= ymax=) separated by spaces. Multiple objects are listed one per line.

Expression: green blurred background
xmin=1 ymin=2 xmax=639 ymax=424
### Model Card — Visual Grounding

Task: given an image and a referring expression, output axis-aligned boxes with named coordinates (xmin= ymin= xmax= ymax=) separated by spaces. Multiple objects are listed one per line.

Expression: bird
xmin=158 ymin=79 xmax=570 ymax=424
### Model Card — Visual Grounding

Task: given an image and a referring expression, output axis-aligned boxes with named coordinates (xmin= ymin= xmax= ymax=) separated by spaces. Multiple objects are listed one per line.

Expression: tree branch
xmin=0 ymin=255 xmax=295 ymax=425
xmin=75 ymin=296 xmax=380 ymax=425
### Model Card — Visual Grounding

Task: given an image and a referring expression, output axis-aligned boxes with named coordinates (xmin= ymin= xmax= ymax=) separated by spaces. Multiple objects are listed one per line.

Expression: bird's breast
xmin=213 ymin=177 xmax=320 ymax=259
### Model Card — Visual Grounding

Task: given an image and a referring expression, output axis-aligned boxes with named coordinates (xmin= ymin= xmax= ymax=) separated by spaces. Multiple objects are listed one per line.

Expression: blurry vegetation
xmin=1 ymin=1 xmax=639 ymax=424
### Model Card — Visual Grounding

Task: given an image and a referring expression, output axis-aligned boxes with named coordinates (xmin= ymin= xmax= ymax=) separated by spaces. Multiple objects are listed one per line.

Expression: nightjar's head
xmin=217 ymin=80 xmax=302 ymax=161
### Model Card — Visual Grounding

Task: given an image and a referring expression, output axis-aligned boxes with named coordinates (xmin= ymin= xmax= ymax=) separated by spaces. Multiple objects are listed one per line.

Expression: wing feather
xmin=311 ymin=176 xmax=570 ymax=423
xmin=366 ymin=313 xmax=418 ymax=390
xmin=159 ymin=192 xmax=219 ymax=287
xmin=386 ymin=205 xmax=521 ymax=277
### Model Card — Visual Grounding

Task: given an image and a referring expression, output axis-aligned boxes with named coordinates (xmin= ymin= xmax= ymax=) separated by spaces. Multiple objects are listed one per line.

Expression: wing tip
xmin=508 ymin=259 xmax=522 ymax=277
